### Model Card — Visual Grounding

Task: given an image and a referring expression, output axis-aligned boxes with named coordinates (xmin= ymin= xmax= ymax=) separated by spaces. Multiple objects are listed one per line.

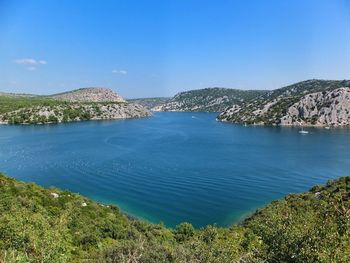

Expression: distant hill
xmin=50 ymin=87 xmax=126 ymax=102
xmin=218 ymin=79 xmax=350 ymax=127
xmin=127 ymin=97 xmax=170 ymax=109
xmin=0 ymin=92 xmax=37 ymax=98
xmin=0 ymin=87 xmax=150 ymax=124
xmin=155 ymin=88 xmax=268 ymax=112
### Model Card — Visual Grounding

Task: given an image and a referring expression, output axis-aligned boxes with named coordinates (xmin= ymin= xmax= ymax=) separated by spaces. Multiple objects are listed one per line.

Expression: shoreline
xmin=218 ymin=118 xmax=350 ymax=128
xmin=0 ymin=114 xmax=152 ymax=126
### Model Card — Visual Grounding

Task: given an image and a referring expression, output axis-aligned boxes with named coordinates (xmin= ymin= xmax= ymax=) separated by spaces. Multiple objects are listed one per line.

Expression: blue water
xmin=0 ymin=112 xmax=349 ymax=227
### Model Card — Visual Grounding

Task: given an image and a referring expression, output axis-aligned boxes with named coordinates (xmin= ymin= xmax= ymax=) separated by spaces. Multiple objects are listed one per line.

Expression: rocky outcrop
xmin=217 ymin=105 xmax=241 ymax=121
xmin=51 ymin=88 xmax=126 ymax=103
xmin=280 ymin=87 xmax=350 ymax=126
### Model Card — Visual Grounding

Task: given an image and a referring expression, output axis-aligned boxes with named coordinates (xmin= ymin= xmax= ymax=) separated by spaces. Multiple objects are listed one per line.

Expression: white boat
xmin=325 ymin=126 xmax=330 ymax=129
xmin=297 ymin=121 xmax=309 ymax=134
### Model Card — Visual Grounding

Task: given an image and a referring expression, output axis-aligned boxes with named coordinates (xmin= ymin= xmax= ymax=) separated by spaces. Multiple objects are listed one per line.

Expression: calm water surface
xmin=0 ymin=112 xmax=349 ymax=227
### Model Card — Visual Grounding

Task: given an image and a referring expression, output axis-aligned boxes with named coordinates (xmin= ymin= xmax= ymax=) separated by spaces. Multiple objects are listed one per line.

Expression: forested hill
xmin=0 ymin=172 xmax=349 ymax=262
xmin=154 ymin=88 xmax=267 ymax=112
xmin=218 ymin=79 xmax=350 ymax=126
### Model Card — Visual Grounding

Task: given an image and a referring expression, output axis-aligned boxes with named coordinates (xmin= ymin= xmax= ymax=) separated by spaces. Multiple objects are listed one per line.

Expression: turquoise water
xmin=0 ymin=112 xmax=350 ymax=227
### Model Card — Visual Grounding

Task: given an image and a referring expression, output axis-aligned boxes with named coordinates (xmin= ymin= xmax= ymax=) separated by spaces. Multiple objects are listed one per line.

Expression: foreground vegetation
xmin=0 ymin=173 xmax=349 ymax=262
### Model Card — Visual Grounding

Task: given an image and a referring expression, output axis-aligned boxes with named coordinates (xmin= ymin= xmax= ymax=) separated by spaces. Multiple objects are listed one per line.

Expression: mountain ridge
xmin=50 ymin=87 xmax=126 ymax=102
xmin=218 ymin=79 xmax=350 ymax=126
xmin=153 ymin=87 xmax=268 ymax=112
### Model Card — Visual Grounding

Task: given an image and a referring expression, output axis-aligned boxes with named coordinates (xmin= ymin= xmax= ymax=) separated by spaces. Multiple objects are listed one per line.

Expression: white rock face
xmin=280 ymin=87 xmax=350 ymax=126
xmin=217 ymin=105 xmax=241 ymax=121
xmin=151 ymin=105 xmax=164 ymax=112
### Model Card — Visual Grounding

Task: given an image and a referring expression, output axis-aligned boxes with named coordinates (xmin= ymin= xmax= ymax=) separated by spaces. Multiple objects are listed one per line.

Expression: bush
xmin=174 ymin=222 xmax=195 ymax=242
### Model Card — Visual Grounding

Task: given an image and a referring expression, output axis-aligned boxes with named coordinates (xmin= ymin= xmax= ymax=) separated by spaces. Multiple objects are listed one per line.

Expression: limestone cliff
xmin=280 ymin=87 xmax=350 ymax=126
xmin=218 ymin=79 xmax=350 ymax=126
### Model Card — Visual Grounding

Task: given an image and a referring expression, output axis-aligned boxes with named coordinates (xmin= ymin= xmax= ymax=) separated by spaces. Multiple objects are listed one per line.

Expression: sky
xmin=0 ymin=0 xmax=350 ymax=98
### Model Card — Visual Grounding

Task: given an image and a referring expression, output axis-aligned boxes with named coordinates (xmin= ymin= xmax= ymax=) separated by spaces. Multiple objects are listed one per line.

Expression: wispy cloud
xmin=27 ymin=66 xmax=37 ymax=71
xmin=14 ymin=58 xmax=47 ymax=65
xmin=112 ymin=69 xmax=127 ymax=75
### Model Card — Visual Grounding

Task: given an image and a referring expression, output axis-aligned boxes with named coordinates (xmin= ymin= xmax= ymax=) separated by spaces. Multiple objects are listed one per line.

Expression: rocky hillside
xmin=280 ymin=87 xmax=350 ymax=126
xmin=0 ymin=102 xmax=150 ymax=124
xmin=0 ymin=88 xmax=150 ymax=124
xmin=154 ymin=88 xmax=267 ymax=112
xmin=218 ymin=79 xmax=350 ymax=126
xmin=51 ymin=87 xmax=126 ymax=102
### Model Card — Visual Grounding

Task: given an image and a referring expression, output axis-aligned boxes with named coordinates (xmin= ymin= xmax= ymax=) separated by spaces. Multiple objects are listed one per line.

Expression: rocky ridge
xmin=218 ymin=79 xmax=350 ymax=126
xmin=154 ymin=88 xmax=267 ymax=112
xmin=51 ymin=87 xmax=126 ymax=103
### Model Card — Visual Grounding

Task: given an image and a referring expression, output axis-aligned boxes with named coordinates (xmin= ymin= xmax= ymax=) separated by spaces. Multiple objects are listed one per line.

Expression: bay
xmin=0 ymin=112 xmax=349 ymax=227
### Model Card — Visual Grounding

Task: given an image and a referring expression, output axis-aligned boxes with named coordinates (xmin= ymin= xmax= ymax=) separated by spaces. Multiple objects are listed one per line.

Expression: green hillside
xmin=158 ymin=88 xmax=267 ymax=112
xmin=0 ymin=95 xmax=58 ymax=114
xmin=0 ymin=173 xmax=349 ymax=262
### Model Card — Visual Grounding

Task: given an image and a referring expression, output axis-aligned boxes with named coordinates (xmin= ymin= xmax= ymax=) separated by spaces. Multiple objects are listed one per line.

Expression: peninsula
xmin=0 ymin=88 xmax=151 ymax=125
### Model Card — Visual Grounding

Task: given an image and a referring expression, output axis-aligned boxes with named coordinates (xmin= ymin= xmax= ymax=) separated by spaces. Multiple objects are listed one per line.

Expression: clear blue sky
xmin=1 ymin=0 xmax=350 ymax=98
